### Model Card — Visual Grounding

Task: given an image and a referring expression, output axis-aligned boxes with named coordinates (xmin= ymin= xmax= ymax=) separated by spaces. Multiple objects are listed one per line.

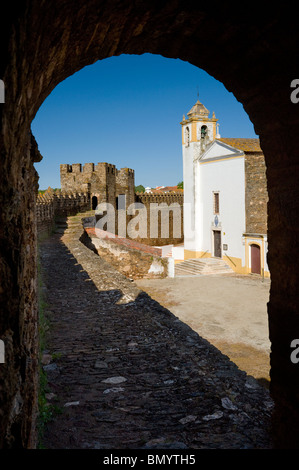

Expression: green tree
xmin=177 ymin=181 xmax=183 ymax=189
xmin=135 ymin=184 xmax=145 ymax=193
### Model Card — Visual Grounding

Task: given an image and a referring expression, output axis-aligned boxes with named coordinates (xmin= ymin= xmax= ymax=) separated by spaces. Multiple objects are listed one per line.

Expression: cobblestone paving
xmin=39 ymin=214 xmax=274 ymax=449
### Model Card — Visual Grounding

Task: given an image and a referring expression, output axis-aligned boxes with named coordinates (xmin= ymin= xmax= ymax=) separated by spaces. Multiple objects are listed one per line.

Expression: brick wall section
xmin=245 ymin=152 xmax=268 ymax=234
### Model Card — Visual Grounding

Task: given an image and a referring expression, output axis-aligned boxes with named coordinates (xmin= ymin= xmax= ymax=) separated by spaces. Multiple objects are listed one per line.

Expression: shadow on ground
xmin=38 ymin=230 xmax=273 ymax=449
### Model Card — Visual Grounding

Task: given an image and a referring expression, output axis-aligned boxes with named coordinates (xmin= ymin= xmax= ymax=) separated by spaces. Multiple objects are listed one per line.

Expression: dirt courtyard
xmin=136 ymin=273 xmax=271 ymax=387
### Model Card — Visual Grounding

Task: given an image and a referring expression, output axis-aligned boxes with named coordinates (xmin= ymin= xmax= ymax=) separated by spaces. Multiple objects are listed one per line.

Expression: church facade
xmin=180 ymin=99 xmax=269 ymax=277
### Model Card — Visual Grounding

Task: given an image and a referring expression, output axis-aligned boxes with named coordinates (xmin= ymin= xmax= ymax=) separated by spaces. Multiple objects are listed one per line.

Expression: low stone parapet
xmin=82 ymin=226 xmax=169 ymax=280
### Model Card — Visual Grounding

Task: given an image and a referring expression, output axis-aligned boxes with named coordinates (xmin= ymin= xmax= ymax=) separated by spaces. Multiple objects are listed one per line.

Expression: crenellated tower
xmin=60 ymin=162 xmax=135 ymax=210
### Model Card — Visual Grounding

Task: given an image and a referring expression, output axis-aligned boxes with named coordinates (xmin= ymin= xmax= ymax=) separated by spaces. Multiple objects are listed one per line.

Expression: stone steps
xmin=54 ymin=222 xmax=81 ymax=234
xmin=54 ymin=212 xmax=94 ymax=233
xmin=175 ymin=257 xmax=234 ymax=277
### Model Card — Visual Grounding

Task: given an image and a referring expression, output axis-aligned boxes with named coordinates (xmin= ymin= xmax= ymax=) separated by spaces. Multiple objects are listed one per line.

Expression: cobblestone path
xmin=39 ymin=214 xmax=274 ymax=449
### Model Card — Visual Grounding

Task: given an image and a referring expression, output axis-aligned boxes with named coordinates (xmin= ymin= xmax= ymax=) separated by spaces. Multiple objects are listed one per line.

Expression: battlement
xmin=135 ymin=192 xmax=184 ymax=205
xmin=60 ymin=162 xmax=119 ymax=174
xmin=118 ymin=167 xmax=135 ymax=177
xmin=95 ymin=162 xmax=116 ymax=174
xmin=36 ymin=188 xmax=91 ymax=237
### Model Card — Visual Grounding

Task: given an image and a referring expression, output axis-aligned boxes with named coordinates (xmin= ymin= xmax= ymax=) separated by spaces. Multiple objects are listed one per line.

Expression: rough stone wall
xmin=36 ymin=193 xmax=55 ymax=238
xmin=60 ymin=163 xmax=106 ymax=194
xmin=36 ymin=189 xmax=90 ymax=237
xmin=116 ymin=168 xmax=135 ymax=208
xmin=0 ymin=0 xmax=299 ymax=449
xmin=0 ymin=130 xmax=40 ymax=448
xmin=82 ymin=228 xmax=168 ymax=279
xmin=245 ymin=152 xmax=268 ymax=234
xmin=60 ymin=163 xmax=135 ymax=209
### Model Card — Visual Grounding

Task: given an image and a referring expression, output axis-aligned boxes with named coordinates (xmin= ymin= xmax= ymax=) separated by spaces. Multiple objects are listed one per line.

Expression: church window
xmin=185 ymin=127 xmax=190 ymax=146
xmin=213 ymin=192 xmax=220 ymax=214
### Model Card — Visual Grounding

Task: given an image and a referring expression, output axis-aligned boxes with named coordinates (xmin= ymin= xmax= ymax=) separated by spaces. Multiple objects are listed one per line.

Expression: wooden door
xmin=251 ymin=244 xmax=261 ymax=274
xmin=213 ymin=230 xmax=221 ymax=258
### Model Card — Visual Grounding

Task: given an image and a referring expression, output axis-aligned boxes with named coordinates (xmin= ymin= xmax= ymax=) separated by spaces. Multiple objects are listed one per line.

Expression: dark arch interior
xmin=92 ymin=196 xmax=98 ymax=210
xmin=0 ymin=1 xmax=298 ymax=449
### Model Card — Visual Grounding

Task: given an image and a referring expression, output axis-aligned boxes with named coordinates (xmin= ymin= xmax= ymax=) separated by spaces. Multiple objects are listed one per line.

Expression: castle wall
xmin=36 ymin=189 xmax=90 ymax=237
xmin=59 ymin=162 xmax=184 ymax=246
xmin=116 ymin=168 xmax=135 ymax=208
xmin=36 ymin=189 xmax=184 ymax=247
xmin=133 ymin=192 xmax=184 ymax=246
xmin=93 ymin=163 xmax=116 ymax=206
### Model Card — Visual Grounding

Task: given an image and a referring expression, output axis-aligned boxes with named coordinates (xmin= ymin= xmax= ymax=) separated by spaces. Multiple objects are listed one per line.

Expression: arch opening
xmin=35 ymin=53 xmax=272 ymax=442
xmin=91 ymin=195 xmax=98 ymax=210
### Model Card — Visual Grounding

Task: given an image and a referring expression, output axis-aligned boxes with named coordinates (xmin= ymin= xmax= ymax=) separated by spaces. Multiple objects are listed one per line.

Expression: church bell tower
xmin=180 ymin=99 xmax=219 ymax=155
xmin=180 ymin=98 xmax=220 ymax=255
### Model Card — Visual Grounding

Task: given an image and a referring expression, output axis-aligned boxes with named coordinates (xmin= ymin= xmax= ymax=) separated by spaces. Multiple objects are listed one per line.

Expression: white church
xmin=179 ymin=98 xmax=269 ymax=277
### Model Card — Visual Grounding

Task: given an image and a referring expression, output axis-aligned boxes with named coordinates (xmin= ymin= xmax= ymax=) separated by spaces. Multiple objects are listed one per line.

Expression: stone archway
xmin=92 ymin=195 xmax=98 ymax=211
xmin=0 ymin=1 xmax=298 ymax=448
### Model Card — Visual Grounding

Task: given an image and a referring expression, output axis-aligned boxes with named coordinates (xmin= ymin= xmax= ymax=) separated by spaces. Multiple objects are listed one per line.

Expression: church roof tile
xmin=218 ymin=138 xmax=262 ymax=152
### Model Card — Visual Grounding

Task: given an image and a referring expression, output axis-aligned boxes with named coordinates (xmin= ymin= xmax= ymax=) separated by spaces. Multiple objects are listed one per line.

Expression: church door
xmin=251 ymin=244 xmax=261 ymax=274
xmin=213 ymin=230 xmax=221 ymax=258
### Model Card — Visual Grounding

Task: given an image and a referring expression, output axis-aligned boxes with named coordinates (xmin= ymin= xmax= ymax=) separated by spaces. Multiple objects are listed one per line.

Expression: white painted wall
xmin=182 ymin=141 xmax=196 ymax=251
xmin=197 ymin=156 xmax=246 ymax=263
xmin=264 ymin=237 xmax=269 ymax=273
xmin=201 ymin=141 xmax=241 ymax=159
xmin=182 ymin=122 xmax=247 ymax=266
xmin=172 ymin=245 xmax=185 ymax=260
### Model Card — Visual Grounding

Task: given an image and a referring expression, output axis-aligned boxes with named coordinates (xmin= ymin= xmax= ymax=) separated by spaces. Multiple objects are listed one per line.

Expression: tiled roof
xmin=218 ymin=138 xmax=262 ymax=152
xmin=149 ymin=186 xmax=183 ymax=194
xmin=163 ymin=186 xmax=183 ymax=192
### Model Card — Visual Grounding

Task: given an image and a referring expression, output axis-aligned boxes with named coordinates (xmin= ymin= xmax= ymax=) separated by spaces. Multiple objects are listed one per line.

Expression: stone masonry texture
xmin=245 ymin=153 xmax=268 ymax=234
xmin=60 ymin=163 xmax=135 ymax=209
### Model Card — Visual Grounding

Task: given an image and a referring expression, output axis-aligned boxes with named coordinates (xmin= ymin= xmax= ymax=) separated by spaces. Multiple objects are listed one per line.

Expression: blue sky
xmin=32 ymin=53 xmax=257 ymax=190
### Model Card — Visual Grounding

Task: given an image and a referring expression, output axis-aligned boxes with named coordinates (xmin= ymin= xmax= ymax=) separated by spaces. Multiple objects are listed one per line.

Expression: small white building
xmin=180 ymin=99 xmax=269 ymax=277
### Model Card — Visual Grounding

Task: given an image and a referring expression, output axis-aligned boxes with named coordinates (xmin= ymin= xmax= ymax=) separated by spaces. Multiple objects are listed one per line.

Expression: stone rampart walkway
xmin=39 ymin=213 xmax=273 ymax=449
